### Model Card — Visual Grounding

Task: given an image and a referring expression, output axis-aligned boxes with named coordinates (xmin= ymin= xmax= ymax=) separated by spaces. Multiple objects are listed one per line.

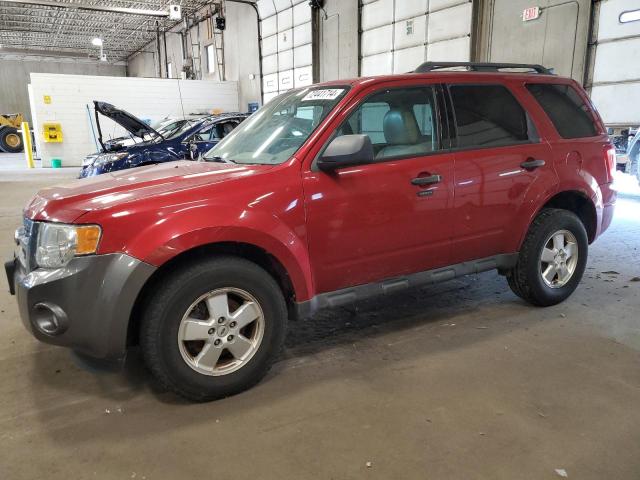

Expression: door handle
xmin=411 ymin=174 xmax=442 ymax=186
xmin=520 ymin=158 xmax=545 ymax=170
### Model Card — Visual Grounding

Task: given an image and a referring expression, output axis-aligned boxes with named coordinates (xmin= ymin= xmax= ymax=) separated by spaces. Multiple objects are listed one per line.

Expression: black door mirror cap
xmin=317 ymin=134 xmax=374 ymax=172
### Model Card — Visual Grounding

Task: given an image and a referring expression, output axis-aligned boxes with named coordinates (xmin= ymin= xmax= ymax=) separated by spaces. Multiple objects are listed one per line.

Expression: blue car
xmin=79 ymin=101 xmax=248 ymax=178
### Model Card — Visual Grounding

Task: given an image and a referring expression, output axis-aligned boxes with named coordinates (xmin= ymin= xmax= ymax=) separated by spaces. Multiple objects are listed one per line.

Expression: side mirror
xmin=317 ymin=134 xmax=374 ymax=172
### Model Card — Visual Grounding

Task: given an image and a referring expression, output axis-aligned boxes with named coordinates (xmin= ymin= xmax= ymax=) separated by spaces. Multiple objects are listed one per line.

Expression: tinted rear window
xmin=449 ymin=85 xmax=533 ymax=149
xmin=526 ymin=84 xmax=598 ymax=139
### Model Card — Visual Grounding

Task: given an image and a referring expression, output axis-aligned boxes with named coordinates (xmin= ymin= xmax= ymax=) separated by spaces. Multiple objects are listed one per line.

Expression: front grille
xmin=15 ymin=218 xmax=37 ymax=272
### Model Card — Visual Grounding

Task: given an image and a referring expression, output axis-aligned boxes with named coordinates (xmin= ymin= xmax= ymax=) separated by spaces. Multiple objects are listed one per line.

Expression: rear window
xmin=449 ymin=85 xmax=534 ymax=149
xmin=526 ymin=84 xmax=598 ymax=139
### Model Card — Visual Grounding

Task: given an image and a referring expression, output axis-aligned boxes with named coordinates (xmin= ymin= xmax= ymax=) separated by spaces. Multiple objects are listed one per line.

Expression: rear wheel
xmin=140 ymin=256 xmax=287 ymax=402
xmin=0 ymin=127 xmax=24 ymax=153
xmin=507 ymin=208 xmax=588 ymax=306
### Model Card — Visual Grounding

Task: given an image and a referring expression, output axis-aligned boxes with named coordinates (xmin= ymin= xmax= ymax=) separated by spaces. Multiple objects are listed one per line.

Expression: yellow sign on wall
xmin=42 ymin=122 xmax=63 ymax=143
xmin=43 ymin=95 xmax=52 ymax=104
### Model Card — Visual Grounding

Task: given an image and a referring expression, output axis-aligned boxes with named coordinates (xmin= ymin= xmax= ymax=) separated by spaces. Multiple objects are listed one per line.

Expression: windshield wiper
xmin=206 ymin=156 xmax=236 ymax=164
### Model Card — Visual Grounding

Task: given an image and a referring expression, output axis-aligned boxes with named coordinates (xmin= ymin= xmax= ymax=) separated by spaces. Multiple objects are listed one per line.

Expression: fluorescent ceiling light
xmin=91 ymin=37 xmax=103 ymax=46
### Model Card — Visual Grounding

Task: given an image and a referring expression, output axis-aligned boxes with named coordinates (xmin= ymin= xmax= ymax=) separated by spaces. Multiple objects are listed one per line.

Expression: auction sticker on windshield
xmin=302 ymin=89 xmax=344 ymax=101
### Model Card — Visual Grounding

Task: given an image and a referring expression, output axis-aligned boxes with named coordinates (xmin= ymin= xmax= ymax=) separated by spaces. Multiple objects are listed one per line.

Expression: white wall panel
xmin=361 ymin=51 xmax=393 ymax=76
xmin=361 ymin=24 xmax=394 ymax=57
xmin=598 ymin=0 xmax=640 ymax=40
xmin=262 ymin=15 xmax=278 ymax=37
xmin=257 ymin=0 xmax=276 ymax=19
xmin=30 ymin=73 xmax=238 ymax=167
xmin=278 ymin=69 xmax=294 ymax=90
xmin=430 ymin=0 xmax=469 ymax=12
xmin=393 ymin=45 xmax=426 ymax=73
xmin=263 ymin=91 xmax=279 ymax=104
xmin=361 ymin=0 xmax=394 ymax=31
xmin=279 ymin=48 xmax=294 ymax=70
xmin=395 ymin=0 xmax=428 ymax=21
xmin=262 ymin=53 xmax=278 ymax=74
xmin=293 ymin=22 xmax=312 ymax=47
xmin=593 ymin=37 xmax=640 ymax=83
xmin=294 ymin=66 xmax=313 ymax=87
xmin=278 ymin=29 xmax=293 ymax=51
xmin=427 ymin=36 xmax=470 ymax=61
xmin=260 ymin=1 xmax=311 ymax=98
xmin=294 ymin=44 xmax=313 ymax=67
xmin=428 ymin=2 xmax=472 ymax=43
xmin=262 ymin=35 xmax=278 ymax=56
xmin=293 ymin=1 xmax=311 ymax=25
xmin=263 ymin=72 xmax=279 ymax=93
xmin=592 ymin=83 xmax=640 ymax=125
xmin=591 ymin=0 xmax=640 ymax=125
xmin=277 ymin=8 xmax=293 ymax=30
xmin=274 ymin=0 xmax=292 ymax=13
xmin=394 ymin=15 xmax=427 ymax=49
xmin=360 ymin=0 xmax=471 ymax=75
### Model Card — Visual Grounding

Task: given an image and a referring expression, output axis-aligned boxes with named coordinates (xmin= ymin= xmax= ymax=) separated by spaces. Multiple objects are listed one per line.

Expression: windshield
xmin=165 ymin=120 xmax=201 ymax=140
xmin=204 ymin=86 xmax=349 ymax=165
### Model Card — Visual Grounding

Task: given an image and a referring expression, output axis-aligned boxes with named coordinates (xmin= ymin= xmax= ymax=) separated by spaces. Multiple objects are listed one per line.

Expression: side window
xmin=337 ymin=87 xmax=440 ymax=160
xmin=526 ymin=83 xmax=598 ymax=139
xmin=191 ymin=124 xmax=215 ymax=142
xmin=449 ymin=84 xmax=533 ymax=149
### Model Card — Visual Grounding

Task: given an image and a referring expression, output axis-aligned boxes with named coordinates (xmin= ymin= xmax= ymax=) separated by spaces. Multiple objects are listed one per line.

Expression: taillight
xmin=605 ymin=145 xmax=616 ymax=182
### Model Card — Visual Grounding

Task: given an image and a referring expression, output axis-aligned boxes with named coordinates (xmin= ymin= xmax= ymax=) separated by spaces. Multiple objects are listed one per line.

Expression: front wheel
xmin=507 ymin=208 xmax=588 ymax=306
xmin=140 ymin=256 xmax=287 ymax=402
xmin=0 ymin=127 xmax=24 ymax=153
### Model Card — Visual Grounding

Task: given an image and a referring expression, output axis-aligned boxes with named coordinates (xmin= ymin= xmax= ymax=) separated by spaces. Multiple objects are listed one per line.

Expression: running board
xmin=295 ymin=253 xmax=518 ymax=319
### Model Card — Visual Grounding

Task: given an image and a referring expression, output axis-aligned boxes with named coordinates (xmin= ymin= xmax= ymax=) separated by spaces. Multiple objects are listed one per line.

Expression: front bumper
xmin=6 ymin=253 xmax=156 ymax=360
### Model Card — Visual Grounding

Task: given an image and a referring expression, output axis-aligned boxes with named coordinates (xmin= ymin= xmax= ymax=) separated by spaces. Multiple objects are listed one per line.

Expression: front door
xmin=302 ymin=84 xmax=455 ymax=294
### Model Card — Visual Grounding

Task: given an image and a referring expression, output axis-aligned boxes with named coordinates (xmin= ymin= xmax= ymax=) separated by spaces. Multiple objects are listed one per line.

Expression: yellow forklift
xmin=0 ymin=113 xmax=25 ymax=153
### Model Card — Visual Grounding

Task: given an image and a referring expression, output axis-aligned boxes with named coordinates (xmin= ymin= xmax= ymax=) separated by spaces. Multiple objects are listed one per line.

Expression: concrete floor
xmin=1 ymin=165 xmax=639 ymax=480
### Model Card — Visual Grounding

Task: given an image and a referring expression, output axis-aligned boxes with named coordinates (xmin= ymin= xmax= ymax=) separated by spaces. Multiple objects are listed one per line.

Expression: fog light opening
xmin=33 ymin=302 xmax=69 ymax=336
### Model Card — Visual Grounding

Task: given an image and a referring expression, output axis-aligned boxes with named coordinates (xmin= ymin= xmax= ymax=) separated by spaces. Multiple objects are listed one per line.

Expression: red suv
xmin=6 ymin=63 xmax=616 ymax=401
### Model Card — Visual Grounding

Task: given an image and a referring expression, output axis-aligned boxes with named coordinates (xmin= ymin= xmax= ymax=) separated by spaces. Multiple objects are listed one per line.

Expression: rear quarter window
xmin=526 ymin=83 xmax=598 ymax=139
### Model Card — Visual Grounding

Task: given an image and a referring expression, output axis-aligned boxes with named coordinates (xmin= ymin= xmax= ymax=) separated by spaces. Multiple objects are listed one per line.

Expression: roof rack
xmin=414 ymin=62 xmax=553 ymax=75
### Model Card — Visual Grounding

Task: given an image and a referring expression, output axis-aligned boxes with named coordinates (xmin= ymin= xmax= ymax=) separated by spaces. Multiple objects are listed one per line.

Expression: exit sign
xmin=523 ymin=6 xmax=540 ymax=22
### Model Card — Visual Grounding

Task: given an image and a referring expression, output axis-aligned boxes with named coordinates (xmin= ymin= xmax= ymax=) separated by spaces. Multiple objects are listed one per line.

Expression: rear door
xmin=448 ymin=81 xmax=556 ymax=263
xmin=302 ymin=83 xmax=456 ymax=294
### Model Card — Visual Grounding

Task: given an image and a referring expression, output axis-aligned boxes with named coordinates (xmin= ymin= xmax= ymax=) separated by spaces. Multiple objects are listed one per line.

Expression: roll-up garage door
xmin=590 ymin=0 xmax=640 ymax=126
xmin=360 ymin=0 xmax=473 ymax=76
xmin=256 ymin=0 xmax=313 ymax=104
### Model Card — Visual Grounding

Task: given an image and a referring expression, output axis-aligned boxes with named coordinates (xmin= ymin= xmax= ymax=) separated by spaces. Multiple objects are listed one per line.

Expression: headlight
xmin=35 ymin=223 xmax=102 ymax=268
xmin=93 ymin=152 xmax=129 ymax=166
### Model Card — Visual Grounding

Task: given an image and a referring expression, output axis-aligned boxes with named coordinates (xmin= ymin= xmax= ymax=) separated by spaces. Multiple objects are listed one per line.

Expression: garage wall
xmin=360 ymin=0 xmax=473 ymax=76
xmin=0 ymin=55 xmax=126 ymax=124
xmin=29 ymin=73 xmax=238 ymax=167
xmin=476 ymin=0 xmax=591 ymax=81
xmin=127 ymin=1 xmax=261 ymax=110
xmin=589 ymin=0 xmax=640 ymax=126
xmin=256 ymin=0 xmax=314 ymax=104
xmin=318 ymin=0 xmax=360 ymax=82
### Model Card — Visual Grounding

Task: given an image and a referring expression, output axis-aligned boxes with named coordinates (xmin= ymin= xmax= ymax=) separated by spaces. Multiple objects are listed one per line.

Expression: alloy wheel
xmin=539 ymin=229 xmax=579 ymax=288
xmin=177 ymin=287 xmax=265 ymax=376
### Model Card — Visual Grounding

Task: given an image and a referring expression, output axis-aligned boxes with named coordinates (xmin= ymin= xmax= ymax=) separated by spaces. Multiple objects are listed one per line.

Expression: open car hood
xmin=94 ymin=101 xmax=163 ymax=140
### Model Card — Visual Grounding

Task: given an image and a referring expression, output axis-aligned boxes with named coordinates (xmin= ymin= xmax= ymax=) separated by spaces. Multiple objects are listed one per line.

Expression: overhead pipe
xmin=0 ymin=0 xmax=170 ymax=17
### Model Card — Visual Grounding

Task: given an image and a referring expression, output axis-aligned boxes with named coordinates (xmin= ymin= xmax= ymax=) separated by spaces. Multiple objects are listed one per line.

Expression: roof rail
xmin=414 ymin=62 xmax=553 ymax=75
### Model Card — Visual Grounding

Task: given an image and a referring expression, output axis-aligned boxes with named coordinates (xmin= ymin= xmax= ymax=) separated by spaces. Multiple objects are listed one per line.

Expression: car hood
xmin=25 ymin=161 xmax=272 ymax=223
xmin=94 ymin=101 xmax=162 ymax=139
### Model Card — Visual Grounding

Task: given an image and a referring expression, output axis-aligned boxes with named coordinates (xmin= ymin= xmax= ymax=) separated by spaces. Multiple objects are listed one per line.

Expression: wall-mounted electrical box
xmin=42 ymin=122 xmax=63 ymax=143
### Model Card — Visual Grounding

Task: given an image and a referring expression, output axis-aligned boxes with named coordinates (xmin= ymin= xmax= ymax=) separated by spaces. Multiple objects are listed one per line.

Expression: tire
xmin=140 ymin=256 xmax=287 ymax=402
xmin=0 ymin=127 xmax=24 ymax=153
xmin=507 ymin=208 xmax=588 ymax=307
